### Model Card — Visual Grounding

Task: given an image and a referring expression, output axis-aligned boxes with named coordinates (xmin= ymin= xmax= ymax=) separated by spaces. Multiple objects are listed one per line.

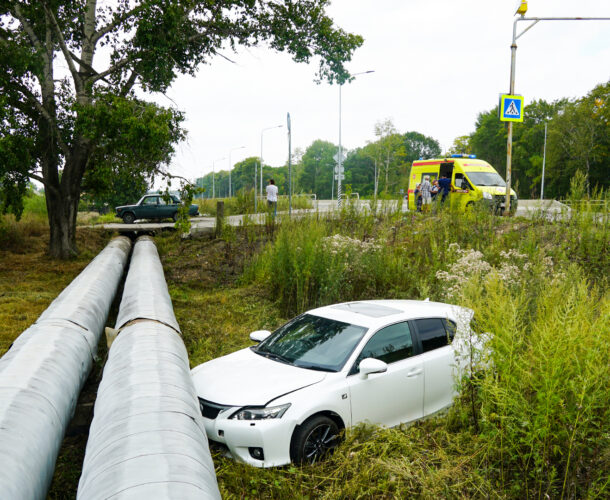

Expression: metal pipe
xmin=0 ymin=237 xmax=132 ymax=500
xmin=78 ymin=237 xmax=220 ymax=500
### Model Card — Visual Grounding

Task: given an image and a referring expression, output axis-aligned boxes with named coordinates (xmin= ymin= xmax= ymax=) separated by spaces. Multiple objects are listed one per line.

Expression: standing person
xmin=266 ymin=178 xmax=278 ymax=217
xmin=420 ymin=175 xmax=432 ymax=212
xmin=414 ymin=183 xmax=422 ymax=212
xmin=438 ymin=174 xmax=452 ymax=204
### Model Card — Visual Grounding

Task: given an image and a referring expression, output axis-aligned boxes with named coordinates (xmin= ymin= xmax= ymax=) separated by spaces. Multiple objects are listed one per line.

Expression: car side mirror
xmin=358 ymin=358 xmax=388 ymax=379
xmin=250 ymin=330 xmax=272 ymax=343
xmin=455 ymin=178 xmax=463 ymax=188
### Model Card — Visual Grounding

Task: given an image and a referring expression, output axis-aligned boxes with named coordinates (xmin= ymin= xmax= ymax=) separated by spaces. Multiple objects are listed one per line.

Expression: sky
xmin=155 ymin=0 xmax=610 ymax=185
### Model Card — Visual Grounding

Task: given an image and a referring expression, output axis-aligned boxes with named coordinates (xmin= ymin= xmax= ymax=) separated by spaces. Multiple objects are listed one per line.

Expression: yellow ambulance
xmin=407 ymin=155 xmax=518 ymax=213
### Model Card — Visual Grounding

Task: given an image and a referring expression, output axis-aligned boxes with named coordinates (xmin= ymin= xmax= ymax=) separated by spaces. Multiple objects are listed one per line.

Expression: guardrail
xmin=339 ymin=193 xmax=359 ymax=200
xmin=0 ymin=237 xmax=132 ymax=500
xmin=77 ymin=236 xmax=220 ymax=500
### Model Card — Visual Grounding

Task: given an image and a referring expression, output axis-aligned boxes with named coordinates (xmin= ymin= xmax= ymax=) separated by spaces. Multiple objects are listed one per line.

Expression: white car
xmin=191 ymin=300 xmax=474 ymax=467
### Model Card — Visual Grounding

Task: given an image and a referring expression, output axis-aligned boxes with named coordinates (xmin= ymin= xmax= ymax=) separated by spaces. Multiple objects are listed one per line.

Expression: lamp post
xmin=212 ymin=157 xmax=225 ymax=199
xmin=504 ymin=4 xmax=610 ymax=213
xmin=540 ymin=122 xmax=547 ymax=201
xmin=228 ymin=146 xmax=245 ymax=198
xmin=287 ymin=113 xmax=292 ymax=216
xmin=260 ymin=124 xmax=283 ymax=199
xmin=337 ymin=70 xmax=374 ymax=208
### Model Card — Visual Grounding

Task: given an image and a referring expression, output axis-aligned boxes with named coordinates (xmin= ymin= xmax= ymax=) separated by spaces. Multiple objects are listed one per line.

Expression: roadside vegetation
xmin=1 ymin=181 xmax=607 ymax=498
xmin=195 ymin=191 xmax=314 ymax=217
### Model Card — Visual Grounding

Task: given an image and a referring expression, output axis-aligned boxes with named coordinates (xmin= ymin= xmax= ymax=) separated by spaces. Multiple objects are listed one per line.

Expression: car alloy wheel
xmin=292 ymin=415 xmax=340 ymax=465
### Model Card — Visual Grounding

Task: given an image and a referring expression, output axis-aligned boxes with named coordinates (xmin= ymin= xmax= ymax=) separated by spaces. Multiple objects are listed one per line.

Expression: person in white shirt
xmin=266 ymin=179 xmax=279 ymax=217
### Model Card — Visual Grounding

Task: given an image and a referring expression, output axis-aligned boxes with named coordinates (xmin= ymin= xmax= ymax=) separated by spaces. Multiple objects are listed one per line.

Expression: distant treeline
xmin=198 ymin=81 xmax=608 ymax=201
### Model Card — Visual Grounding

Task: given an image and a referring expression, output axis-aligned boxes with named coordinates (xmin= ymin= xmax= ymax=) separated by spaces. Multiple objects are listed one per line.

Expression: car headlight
xmin=230 ymin=403 xmax=291 ymax=420
xmin=482 ymin=192 xmax=492 ymax=200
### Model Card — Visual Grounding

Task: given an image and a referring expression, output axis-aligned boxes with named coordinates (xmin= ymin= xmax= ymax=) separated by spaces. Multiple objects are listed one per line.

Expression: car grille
xmin=199 ymin=398 xmax=232 ymax=420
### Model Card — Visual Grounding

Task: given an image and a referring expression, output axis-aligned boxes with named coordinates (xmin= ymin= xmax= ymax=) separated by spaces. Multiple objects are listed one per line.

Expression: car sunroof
xmin=331 ymin=302 xmax=402 ymax=318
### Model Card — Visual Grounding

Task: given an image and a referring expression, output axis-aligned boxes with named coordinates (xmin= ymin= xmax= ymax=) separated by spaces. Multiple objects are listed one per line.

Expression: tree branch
xmin=88 ymin=55 xmax=133 ymax=85
xmin=91 ymin=4 xmax=145 ymax=45
xmin=11 ymin=4 xmax=43 ymax=52
xmin=28 ymin=172 xmax=61 ymax=196
xmin=14 ymin=83 xmax=71 ymax=158
xmin=120 ymin=70 xmax=138 ymax=96
xmin=67 ymin=50 xmax=112 ymax=84
xmin=40 ymin=1 xmax=82 ymax=91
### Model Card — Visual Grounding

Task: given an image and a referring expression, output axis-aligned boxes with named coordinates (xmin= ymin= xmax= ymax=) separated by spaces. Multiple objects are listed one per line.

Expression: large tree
xmin=299 ymin=139 xmax=337 ymax=199
xmin=0 ymin=1 xmax=362 ymax=257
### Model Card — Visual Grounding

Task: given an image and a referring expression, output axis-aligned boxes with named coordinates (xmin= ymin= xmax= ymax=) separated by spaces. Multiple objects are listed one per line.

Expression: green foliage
xmin=1 ymin=0 xmax=362 ymax=257
xmin=467 ymin=82 xmax=609 ymax=199
xmin=457 ymin=268 xmax=609 ymax=498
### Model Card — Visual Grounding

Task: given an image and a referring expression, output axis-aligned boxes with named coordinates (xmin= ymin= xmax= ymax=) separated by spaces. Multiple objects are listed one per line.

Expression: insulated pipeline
xmin=0 ymin=236 xmax=132 ymax=500
xmin=77 ymin=236 xmax=221 ymax=500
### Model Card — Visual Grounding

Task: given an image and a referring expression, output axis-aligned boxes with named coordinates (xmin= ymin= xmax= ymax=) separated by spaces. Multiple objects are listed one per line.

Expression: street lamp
xmin=212 ymin=157 xmax=225 ymax=199
xmin=228 ymin=146 xmax=245 ymax=198
xmin=504 ymin=6 xmax=610 ymax=213
xmin=260 ymin=124 xmax=283 ymax=199
xmin=337 ymin=70 xmax=374 ymax=208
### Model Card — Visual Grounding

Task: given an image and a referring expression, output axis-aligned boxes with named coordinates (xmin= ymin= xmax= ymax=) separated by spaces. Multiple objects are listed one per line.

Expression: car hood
xmin=191 ymin=347 xmax=327 ymax=406
xmin=479 ymin=186 xmax=517 ymax=197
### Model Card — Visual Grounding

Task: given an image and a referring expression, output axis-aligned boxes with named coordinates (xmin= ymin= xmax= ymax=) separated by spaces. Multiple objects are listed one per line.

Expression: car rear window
xmin=415 ymin=318 xmax=455 ymax=353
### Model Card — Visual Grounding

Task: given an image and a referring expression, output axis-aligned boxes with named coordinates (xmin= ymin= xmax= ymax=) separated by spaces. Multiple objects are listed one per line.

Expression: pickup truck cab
xmin=115 ymin=194 xmax=199 ymax=224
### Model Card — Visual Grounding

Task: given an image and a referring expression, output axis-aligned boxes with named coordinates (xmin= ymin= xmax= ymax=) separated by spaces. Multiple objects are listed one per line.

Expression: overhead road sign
xmin=500 ymin=94 xmax=524 ymax=122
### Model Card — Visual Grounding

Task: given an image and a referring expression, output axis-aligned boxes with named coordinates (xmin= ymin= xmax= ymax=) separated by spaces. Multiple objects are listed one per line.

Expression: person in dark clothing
xmin=414 ymin=183 xmax=422 ymax=212
xmin=438 ymin=174 xmax=452 ymax=203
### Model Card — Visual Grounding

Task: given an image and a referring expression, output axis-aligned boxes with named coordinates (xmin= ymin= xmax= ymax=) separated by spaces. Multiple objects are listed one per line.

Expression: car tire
xmin=172 ymin=212 xmax=179 ymax=222
xmin=290 ymin=415 xmax=340 ymax=465
xmin=122 ymin=212 xmax=135 ymax=224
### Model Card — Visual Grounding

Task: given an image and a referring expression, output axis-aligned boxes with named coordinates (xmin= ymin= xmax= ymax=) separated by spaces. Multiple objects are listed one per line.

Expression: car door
xmin=451 ymin=172 xmax=473 ymax=211
xmin=412 ymin=318 xmax=456 ymax=416
xmin=140 ymin=196 xmax=158 ymax=218
xmin=346 ymin=321 xmax=424 ymax=427
xmin=156 ymin=196 xmax=171 ymax=219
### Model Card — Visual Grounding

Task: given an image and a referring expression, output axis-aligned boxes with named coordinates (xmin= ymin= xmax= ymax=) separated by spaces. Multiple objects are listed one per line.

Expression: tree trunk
xmin=46 ymin=186 xmax=80 ymax=259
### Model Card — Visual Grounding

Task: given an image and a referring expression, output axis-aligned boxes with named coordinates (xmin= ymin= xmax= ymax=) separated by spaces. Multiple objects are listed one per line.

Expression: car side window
xmin=143 ymin=196 xmax=158 ymax=205
xmin=415 ymin=318 xmax=452 ymax=353
xmin=443 ymin=319 xmax=457 ymax=341
xmin=351 ymin=322 xmax=413 ymax=374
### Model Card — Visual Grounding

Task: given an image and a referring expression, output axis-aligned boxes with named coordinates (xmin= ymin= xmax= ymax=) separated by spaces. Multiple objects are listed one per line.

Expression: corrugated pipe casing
xmin=0 ymin=237 xmax=132 ymax=500
xmin=78 ymin=237 xmax=221 ymax=499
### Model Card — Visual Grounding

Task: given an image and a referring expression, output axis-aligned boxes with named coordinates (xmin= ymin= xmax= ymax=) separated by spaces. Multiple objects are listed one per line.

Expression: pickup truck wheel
xmin=122 ymin=212 xmax=135 ymax=224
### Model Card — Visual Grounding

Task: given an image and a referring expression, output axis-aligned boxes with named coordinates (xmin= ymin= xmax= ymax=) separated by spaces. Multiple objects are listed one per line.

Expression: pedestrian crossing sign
xmin=500 ymin=94 xmax=524 ymax=122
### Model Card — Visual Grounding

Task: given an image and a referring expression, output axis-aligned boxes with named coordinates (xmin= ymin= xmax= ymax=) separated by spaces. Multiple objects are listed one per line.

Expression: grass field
xmin=1 ymin=198 xmax=608 ymax=498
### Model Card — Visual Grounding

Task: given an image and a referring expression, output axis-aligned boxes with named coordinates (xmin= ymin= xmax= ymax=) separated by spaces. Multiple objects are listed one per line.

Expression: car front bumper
xmin=203 ymin=410 xmax=296 ymax=467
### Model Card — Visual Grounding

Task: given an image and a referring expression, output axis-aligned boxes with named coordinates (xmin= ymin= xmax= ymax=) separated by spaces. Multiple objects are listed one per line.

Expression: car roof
xmin=307 ymin=300 xmax=470 ymax=329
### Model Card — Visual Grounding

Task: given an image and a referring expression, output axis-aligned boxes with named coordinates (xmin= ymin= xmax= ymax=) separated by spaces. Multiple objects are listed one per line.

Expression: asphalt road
xmin=100 ymin=199 xmax=585 ymax=234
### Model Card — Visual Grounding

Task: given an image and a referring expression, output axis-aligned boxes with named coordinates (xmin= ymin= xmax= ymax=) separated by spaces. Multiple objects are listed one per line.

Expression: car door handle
xmin=407 ymin=369 xmax=422 ymax=377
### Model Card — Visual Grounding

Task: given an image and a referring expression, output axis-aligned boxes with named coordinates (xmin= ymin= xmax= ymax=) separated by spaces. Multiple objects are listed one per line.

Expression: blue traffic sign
xmin=500 ymin=94 xmax=524 ymax=122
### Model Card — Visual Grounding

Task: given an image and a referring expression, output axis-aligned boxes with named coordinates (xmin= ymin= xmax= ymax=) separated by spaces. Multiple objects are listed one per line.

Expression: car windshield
xmin=466 ymin=171 xmax=506 ymax=187
xmin=253 ymin=314 xmax=368 ymax=372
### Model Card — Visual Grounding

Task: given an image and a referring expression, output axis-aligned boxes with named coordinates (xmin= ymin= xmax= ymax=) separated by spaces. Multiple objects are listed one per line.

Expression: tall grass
xmin=457 ymin=268 xmax=609 ymax=498
xmin=237 ymin=205 xmax=609 ymax=497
